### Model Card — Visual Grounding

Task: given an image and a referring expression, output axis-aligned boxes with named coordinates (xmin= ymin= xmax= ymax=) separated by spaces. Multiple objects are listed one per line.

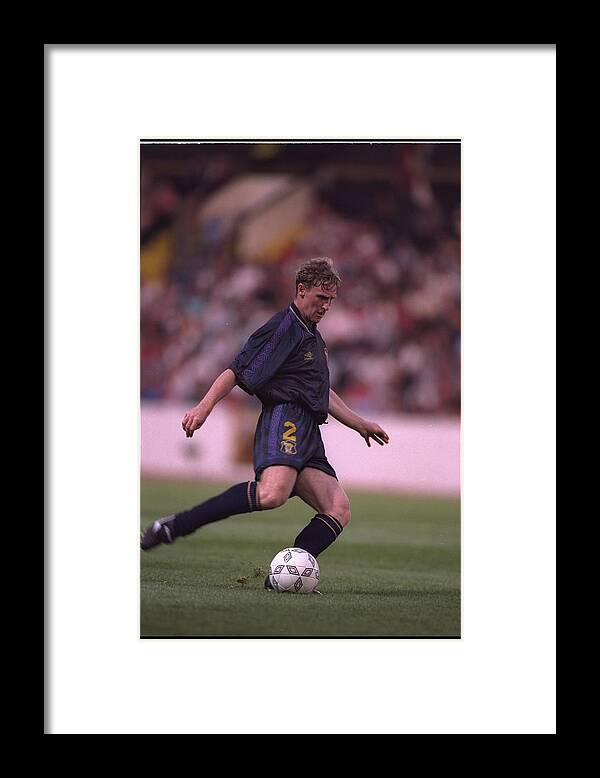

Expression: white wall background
xmin=141 ymin=402 xmax=460 ymax=495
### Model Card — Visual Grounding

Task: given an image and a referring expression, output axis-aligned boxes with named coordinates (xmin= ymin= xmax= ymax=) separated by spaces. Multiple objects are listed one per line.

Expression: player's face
xmin=298 ymin=283 xmax=337 ymax=323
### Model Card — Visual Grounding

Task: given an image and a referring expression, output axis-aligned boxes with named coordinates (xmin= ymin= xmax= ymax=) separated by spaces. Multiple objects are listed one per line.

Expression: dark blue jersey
xmin=229 ymin=302 xmax=330 ymax=424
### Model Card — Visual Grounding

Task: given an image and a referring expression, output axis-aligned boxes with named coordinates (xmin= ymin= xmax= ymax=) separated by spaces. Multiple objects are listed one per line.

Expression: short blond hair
xmin=295 ymin=257 xmax=341 ymax=293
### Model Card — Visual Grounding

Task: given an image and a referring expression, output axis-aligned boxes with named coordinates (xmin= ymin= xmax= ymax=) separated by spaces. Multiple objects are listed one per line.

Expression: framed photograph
xmin=47 ymin=45 xmax=555 ymax=735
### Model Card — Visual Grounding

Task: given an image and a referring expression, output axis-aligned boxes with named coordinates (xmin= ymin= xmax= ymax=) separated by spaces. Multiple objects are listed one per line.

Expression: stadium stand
xmin=141 ymin=143 xmax=460 ymax=416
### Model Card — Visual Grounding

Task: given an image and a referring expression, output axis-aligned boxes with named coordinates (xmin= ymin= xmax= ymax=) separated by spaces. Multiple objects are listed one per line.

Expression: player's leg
xmin=255 ymin=465 xmax=298 ymax=510
xmin=291 ymin=467 xmax=351 ymax=558
xmin=142 ymin=473 xmax=295 ymax=555
xmin=141 ymin=407 xmax=298 ymax=550
xmin=140 ymin=477 xmax=264 ymax=550
xmin=140 ymin=465 xmax=298 ymax=550
xmin=264 ymin=467 xmax=350 ymax=591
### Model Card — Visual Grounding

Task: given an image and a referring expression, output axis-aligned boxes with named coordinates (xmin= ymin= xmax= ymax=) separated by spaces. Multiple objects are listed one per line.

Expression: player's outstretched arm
xmin=182 ymin=369 xmax=237 ymax=438
xmin=328 ymin=389 xmax=390 ymax=448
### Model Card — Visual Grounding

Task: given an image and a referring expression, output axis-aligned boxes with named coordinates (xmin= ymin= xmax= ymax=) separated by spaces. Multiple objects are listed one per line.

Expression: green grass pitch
xmin=140 ymin=479 xmax=461 ymax=637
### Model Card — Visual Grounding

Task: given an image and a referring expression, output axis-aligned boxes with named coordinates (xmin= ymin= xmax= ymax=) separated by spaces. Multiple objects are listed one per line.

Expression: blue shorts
xmin=253 ymin=402 xmax=337 ymax=481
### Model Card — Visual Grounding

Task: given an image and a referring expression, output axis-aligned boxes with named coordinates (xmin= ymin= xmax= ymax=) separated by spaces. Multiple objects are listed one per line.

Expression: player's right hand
xmin=182 ymin=405 xmax=209 ymax=438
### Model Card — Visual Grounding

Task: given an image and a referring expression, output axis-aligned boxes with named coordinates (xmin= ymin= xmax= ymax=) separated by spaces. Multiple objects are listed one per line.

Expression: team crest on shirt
xmin=280 ymin=421 xmax=297 ymax=455
xmin=304 ymin=351 xmax=314 ymax=361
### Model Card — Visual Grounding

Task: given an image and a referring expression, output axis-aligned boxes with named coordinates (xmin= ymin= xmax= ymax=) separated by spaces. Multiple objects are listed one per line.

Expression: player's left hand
xmin=359 ymin=421 xmax=390 ymax=448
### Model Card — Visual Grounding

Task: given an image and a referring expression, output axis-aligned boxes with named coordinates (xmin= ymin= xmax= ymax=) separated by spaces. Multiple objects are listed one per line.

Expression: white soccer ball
xmin=268 ymin=547 xmax=320 ymax=594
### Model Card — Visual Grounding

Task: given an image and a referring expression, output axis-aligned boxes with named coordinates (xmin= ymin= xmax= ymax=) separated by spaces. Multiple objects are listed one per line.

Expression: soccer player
xmin=140 ymin=257 xmax=390 ymax=591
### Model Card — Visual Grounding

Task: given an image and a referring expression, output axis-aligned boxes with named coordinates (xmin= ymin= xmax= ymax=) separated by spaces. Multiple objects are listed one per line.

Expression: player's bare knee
xmin=257 ymin=484 xmax=290 ymax=510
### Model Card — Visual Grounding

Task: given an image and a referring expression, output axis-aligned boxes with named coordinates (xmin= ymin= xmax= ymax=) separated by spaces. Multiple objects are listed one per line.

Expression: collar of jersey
xmin=289 ymin=302 xmax=316 ymax=334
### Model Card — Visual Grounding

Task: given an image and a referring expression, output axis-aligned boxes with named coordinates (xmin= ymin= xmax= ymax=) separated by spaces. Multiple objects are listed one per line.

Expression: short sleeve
xmin=229 ymin=310 xmax=301 ymax=395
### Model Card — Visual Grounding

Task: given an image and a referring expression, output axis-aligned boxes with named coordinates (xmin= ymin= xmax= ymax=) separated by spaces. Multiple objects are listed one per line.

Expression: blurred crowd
xmin=141 ymin=144 xmax=460 ymax=417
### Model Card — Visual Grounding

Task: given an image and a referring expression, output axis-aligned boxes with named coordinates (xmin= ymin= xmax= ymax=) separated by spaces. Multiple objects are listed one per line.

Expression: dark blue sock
xmin=170 ymin=481 xmax=260 ymax=538
xmin=293 ymin=513 xmax=344 ymax=558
